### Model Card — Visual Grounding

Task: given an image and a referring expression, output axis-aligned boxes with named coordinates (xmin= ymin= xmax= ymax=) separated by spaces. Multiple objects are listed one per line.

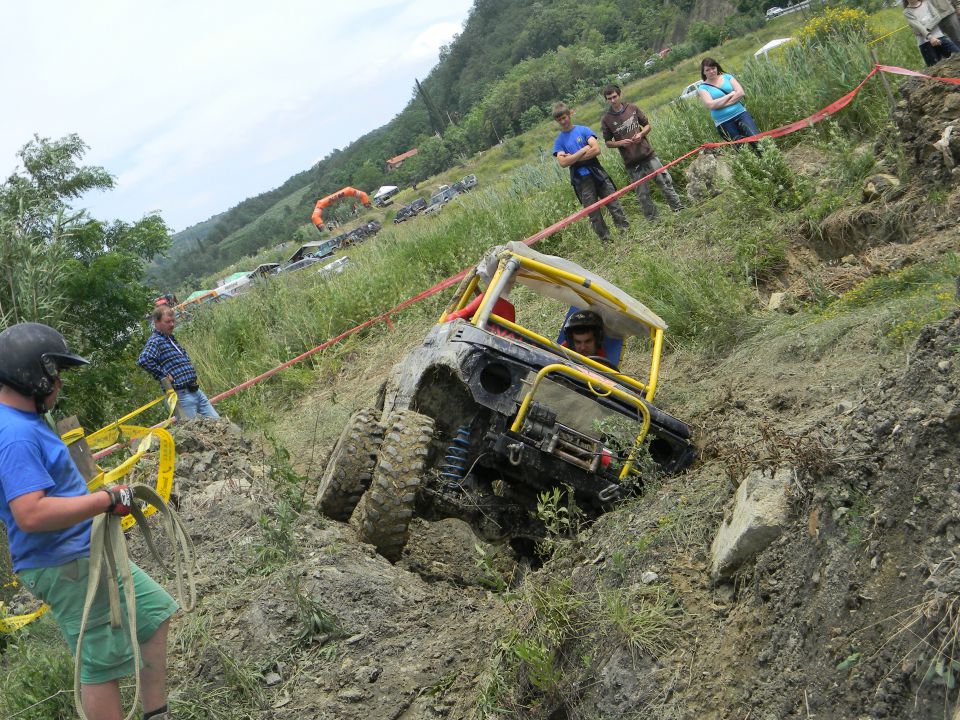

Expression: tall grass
xmin=183 ymin=167 xmax=578 ymax=397
xmin=652 ymin=28 xmax=918 ymax=163
xmin=178 ymin=22 xmax=926 ymax=422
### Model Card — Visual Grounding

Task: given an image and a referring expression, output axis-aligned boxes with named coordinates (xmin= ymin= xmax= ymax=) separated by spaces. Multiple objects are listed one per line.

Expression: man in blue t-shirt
xmin=552 ymin=102 xmax=629 ymax=241
xmin=0 ymin=323 xmax=177 ymax=720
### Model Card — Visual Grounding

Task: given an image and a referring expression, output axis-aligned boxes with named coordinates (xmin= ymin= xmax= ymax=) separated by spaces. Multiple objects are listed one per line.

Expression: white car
xmin=766 ymin=6 xmax=785 ymax=17
xmin=679 ymin=80 xmax=704 ymax=101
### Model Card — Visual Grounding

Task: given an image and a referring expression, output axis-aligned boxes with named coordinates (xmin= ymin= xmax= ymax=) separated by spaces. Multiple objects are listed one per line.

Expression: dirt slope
xmin=126 ymin=59 xmax=960 ymax=719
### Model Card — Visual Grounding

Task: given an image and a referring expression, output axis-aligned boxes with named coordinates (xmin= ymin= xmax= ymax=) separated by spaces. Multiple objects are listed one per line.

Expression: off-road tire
xmin=351 ymin=410 xmax=435 ymax=562
xmin=315 ymin=408 xmax=384 ymax=521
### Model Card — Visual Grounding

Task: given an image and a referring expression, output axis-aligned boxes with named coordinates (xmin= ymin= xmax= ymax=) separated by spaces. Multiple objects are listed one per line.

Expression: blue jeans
xmin=175 ymin=388 xmax=220 ymax=419
xmin=571 ymin=173 xmax=629 ymax=240
xmin=717 ymin=111 xmax=762 ymax=155
xmin=919 ymin=36 xmax=959 ymax=66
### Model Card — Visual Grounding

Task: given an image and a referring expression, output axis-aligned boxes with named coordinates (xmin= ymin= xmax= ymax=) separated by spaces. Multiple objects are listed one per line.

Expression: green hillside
xmin=149 ymin=0 xmax=773 ymax=291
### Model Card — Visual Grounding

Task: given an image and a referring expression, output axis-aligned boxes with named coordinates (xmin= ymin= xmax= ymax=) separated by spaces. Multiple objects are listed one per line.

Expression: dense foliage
xmin=0 ymin=135 xmax=171 ymax=426
xmin=149 ymin=0 xmax=758 ymax=289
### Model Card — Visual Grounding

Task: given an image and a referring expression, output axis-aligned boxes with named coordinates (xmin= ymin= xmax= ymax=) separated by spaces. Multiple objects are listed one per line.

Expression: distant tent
xmin=373 ymin=185 xmax=399 ymax=201
xmin=754 ymin=37 xmax=793 ymax=58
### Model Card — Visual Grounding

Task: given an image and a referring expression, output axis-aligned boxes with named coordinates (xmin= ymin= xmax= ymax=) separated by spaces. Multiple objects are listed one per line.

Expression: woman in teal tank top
xmin=697 ymin=57 xmax=762 ymax=154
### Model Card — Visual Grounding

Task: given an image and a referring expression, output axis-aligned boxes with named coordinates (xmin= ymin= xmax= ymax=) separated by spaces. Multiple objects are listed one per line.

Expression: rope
xmin=73 ymin=484 xmax=196 ymax=720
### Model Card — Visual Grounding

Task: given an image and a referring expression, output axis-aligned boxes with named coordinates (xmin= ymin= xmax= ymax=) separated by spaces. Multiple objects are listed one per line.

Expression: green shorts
xmin=18 ymin=557 xmax=178 ymax=685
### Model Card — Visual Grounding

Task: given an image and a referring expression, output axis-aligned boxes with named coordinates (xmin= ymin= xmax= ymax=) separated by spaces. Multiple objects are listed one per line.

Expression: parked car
xmin=424 ymin=185 xmax=459 ymax=215
xmin=393 ymin=197 xmax=427 ymax=224
xmin=317 ymin=256 xmax=350 ymax=277
xmin=274 ymin=256 xmax=323 ymax=275
xmin=452 ymin=174 xmax=478 ymax=194
xmin=679 ymin=80 xmax=704 ymax=101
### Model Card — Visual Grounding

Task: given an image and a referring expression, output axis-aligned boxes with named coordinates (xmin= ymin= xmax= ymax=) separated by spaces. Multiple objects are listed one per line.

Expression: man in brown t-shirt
xmin=600 ymin=84 xmax=683 ymax=223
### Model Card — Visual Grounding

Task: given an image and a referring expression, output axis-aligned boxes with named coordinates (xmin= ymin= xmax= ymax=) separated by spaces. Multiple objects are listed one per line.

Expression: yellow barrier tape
xmin=85 ymin=390 xmax=177 ymax=451
xmin=2 ymin=425 xmax=176 ymax=634
xmin=61 ymin=427 xmax=86 ymax=446
xmin=0 ymin=603 xmax=48 ymax=633
xmin=869 ymin=25 xmax=909 ymax=46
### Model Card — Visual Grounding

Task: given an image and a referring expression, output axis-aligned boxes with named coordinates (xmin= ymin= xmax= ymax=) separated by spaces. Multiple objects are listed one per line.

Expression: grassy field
xmin=168 ymin=5 xmax=933 ymax=441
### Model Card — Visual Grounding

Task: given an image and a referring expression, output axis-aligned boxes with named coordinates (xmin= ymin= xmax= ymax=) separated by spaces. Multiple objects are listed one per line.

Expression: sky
xmin=0 ymin=0 xmax=473 ymax=233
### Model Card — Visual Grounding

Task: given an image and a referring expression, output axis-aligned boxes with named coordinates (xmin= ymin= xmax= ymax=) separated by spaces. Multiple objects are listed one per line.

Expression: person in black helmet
xmin=0 ymin=323 xmax=177 ymax=720
xmin=562 ymin=309 xmax=607 ymax=358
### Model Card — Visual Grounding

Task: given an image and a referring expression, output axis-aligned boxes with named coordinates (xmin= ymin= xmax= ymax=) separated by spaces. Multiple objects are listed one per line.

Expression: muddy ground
xmin=4 ymin=59 xmax=958 ymax=720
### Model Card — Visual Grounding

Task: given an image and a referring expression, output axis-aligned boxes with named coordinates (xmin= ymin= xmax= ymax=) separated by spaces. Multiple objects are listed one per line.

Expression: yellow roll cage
xmin=437 ymin=248 xmax=667 ymax=480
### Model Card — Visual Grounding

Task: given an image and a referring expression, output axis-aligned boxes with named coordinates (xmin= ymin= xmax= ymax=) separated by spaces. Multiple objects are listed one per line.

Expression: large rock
xmin=684 ymin=149 xmax=733 ymax=204
xmin=710 ymin=466 xmax=793 ymax=580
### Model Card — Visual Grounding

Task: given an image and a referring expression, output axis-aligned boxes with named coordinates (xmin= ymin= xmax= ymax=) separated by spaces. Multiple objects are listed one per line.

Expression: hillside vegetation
xmin=148 ymin=0 xmax=768 ymax=289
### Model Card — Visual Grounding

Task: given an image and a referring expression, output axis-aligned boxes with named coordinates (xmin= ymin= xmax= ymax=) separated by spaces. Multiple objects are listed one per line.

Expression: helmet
xmin=0 ymin=323 xmax=89 ymax=400
xmin=563 ymin=309 xmax=604 ymax=341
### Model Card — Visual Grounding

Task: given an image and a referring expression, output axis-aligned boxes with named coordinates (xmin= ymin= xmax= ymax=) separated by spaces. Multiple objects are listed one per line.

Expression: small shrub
xmin=797 ymin=6 xmax=870 ymax=47
xmin=729 ymin=138 xmax=813 ymax=213
xmin=0 ymin=619 xmax=74 ymax=720
xmin=535 ymin=486 xmax=585 ymax=557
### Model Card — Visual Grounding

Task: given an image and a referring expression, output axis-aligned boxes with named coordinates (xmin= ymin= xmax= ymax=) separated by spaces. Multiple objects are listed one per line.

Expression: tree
xmin=0 ymin=134 xmax=171 ymax=426
xmin=352 ymin=159 xmax=384 ymax=194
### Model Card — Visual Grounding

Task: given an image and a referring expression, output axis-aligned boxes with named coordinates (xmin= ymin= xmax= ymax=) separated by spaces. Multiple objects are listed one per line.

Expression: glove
xmin=101 ymin=485 xmax=134 ymax=516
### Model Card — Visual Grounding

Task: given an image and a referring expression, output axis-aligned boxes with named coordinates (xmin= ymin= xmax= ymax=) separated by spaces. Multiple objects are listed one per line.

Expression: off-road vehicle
xmin=316 ymin=242 xmax=694 ymax=560
xmin=393 ymin=197 xmax=427 ymax=224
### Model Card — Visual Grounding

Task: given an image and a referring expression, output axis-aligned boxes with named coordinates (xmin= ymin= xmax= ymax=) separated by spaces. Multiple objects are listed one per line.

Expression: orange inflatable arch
xmin=311 ymin=187 xmax=370 ymax=229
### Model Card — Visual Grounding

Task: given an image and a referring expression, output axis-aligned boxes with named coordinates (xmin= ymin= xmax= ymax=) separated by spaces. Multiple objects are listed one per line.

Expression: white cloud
xmin=401 ymin=22 xmax=463 ymax=63
xmin=0 ymin=0 xmax=472 ymax=230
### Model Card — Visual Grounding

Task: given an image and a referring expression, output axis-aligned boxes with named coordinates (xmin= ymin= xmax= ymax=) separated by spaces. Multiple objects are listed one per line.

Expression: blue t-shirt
xmin=0 ymin=404 xmax=91 ymax=572
xmin=701 ymin=74 xmax=747 ymax=126
xmin=553 ymin=125 xmax=597 ymax=177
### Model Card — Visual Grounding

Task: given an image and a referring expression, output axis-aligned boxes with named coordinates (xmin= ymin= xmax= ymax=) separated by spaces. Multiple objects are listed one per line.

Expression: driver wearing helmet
xmin=0 ymin=323 xmax=177 ymax=720
xmin=562 ymin=309 xmax=607 ymax=358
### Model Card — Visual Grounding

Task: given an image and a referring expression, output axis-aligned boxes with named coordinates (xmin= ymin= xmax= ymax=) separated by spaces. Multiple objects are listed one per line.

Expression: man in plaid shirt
xmin=138 ymin=307 xmax=220 ymax=419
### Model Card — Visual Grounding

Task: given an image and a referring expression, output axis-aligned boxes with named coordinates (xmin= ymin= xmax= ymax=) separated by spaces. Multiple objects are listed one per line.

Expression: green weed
xmin=535 ymin=486 xmax=585 ymax=558
xmin=729 ymin=138 xmax=813 ymax=215
xmin=474 ymin=543 xmax=510 ymax=594
xmin=0 ymin=618 xmax=74 ymax=720
xmin=598 ymin=585 xmax=681 ymax=658
xmin=286 ymin=575 xmax=344 ymax=646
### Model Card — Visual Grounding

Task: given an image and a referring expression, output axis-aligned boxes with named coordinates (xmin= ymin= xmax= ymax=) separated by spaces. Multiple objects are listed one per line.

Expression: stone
xmin=945 ymin=402 xmax=960 ymax=431
xmin=836 ymin=399 xmax=855 ymax=415
xmin=640 ymin=571 xmax=659 ymax=584
xmin=711 ymin=466 xmax=793 ymax=580
xmin=861 ymin=174 xmax=901 ymax=203
xmin=938 ymin=360 xmax=952 ymax=373
xmin=768 ymin=292 xmax=787 ymax=311
xmin=264 ymin=672 xmax=282 ymax=686
xmin=685 ymin=150 xmax=733 ymax=204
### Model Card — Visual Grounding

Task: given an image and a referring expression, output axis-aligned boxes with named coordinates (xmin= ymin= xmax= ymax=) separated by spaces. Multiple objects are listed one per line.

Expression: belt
xmin=174 ymin=382 xmax=200 ymax=392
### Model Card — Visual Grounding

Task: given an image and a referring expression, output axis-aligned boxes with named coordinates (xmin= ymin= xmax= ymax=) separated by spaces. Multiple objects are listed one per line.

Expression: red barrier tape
xmin=207 ymin=63 xmax=957 ymax=405
xmin=877 ymin=64 xmax=960 ymax=85
xmin=98 ymin=64 xmax=955 ymax=443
